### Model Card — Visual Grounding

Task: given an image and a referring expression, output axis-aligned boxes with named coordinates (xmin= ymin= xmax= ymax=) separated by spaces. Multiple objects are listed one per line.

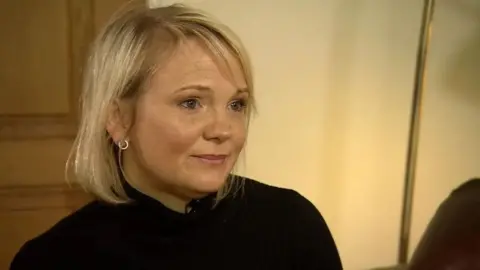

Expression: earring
xmin=117 ymin=139 xmax=129 ymax=150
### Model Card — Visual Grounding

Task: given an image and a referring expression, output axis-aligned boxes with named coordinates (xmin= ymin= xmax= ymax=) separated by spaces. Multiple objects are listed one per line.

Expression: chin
xmin=188 ymin=173 xmax=229 ymax=194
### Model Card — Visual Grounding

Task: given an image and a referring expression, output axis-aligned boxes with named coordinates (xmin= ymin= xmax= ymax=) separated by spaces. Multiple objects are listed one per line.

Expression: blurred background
xmin=0 ymin=0 xmax=479 ymax=269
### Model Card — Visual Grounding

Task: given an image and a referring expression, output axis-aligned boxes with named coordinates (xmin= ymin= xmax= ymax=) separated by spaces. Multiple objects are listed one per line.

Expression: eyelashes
xmin=228 ymin=99 xmax=247 ymax=112
xmin=179 ymin=98 xmax=201 ymax=110
xmin=179 ymin=98 xmax=248 ymax=112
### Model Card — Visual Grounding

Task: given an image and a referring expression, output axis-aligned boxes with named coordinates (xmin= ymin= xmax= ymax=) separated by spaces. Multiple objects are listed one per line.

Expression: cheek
xmin=232 ymin=118 xmax=248 ymax=151
xmin=131 ymin=110 xmax=201 ymax=162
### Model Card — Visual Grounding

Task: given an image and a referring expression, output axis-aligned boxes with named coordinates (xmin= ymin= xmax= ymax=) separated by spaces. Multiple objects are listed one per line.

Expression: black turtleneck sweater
xmin=10 ymin=178 xmax=342 ymax=270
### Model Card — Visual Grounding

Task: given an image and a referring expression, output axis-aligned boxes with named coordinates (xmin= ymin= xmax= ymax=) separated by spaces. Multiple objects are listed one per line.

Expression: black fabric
xmin=408 ymin=178 xmax=480 ymax=270
xmin=10 ymin=177 xmax=342 ymax=270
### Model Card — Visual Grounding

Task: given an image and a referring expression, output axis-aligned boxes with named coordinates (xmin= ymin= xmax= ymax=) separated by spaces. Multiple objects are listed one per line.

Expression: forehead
xmin=152 ymin=38 xmax=246 ymax=90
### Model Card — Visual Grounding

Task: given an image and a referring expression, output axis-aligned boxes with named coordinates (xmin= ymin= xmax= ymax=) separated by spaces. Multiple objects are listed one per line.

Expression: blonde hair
xmin=66 ymin=3 xmax=255 ymax=204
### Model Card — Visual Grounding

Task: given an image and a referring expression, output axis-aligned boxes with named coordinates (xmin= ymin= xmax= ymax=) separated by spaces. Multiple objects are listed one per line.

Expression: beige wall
xmin=148 ymin=0 xmax=480 ymax=269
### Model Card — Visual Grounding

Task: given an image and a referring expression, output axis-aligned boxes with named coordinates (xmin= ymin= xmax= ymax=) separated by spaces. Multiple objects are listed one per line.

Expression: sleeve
xmin=10 ymin=241 xmax=41 ymax=270
xmin=10 ymin=239 xmax=73 ymax=270
xmin=288 ymin=191 xmax=343 ymax=270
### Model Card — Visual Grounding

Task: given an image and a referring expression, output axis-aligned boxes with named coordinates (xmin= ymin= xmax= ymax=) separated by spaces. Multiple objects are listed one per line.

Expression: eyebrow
xmin=175 ymin=84 xmax=249 ymax=94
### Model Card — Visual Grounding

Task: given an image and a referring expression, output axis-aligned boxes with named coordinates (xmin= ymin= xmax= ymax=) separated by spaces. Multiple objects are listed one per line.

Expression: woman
xmin=10 ymin=3 xmax=342 ymax=270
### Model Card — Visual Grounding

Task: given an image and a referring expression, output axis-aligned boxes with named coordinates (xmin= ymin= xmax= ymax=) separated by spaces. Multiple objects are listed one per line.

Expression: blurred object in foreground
xmin=408 ymin=178 xmax=480 ymax=270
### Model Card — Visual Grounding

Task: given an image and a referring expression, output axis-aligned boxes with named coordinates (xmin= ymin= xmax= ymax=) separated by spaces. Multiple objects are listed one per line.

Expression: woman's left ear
xmin=105 ymin=100 xmax=133 ymax=142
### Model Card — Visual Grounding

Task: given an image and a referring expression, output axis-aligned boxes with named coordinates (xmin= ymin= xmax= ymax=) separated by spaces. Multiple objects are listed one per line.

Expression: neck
xmin=126 ymin=178 xmax=191 ymax=213
xmin=121 ymin=151 xmax=206 ymax=213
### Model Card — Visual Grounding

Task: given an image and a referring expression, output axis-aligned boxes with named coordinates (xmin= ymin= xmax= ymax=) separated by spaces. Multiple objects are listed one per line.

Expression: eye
xmin=229 ymin=99 xmax=247 ymax=112
xmin=180 ymin=98 xmax=201 ymax=110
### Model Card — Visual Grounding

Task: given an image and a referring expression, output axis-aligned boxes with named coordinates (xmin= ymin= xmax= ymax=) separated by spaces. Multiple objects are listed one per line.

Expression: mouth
xmin=192 ymin=154 xmax=228 ymax=165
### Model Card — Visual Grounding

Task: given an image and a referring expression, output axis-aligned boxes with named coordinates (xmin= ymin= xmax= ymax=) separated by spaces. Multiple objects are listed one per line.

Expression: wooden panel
xmin=0 ymin=0 xmax=70 ymax=115
xmin=0 ymin=140 xmax=74 ymax=187
xmin=94 ymin=0 xmax=131 ymax=30
xmin=0 ymin=0 xmax=94 ymax=140
xmin=0 ymin=185 xmax=92 ymax=212
xmin=0 ymin=116 xmax=77 ymax=140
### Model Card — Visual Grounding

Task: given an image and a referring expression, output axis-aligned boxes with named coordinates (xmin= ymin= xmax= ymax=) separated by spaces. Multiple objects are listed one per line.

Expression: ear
xmin=106 ymin=99 xmax=133 ymax=143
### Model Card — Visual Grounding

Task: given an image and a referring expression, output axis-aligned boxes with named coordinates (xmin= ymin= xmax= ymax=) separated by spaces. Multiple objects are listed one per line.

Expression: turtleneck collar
xmin=121 ymin=177 xmax=218 ymax=219
xmin=111 ymin=149 xmax=235 ymax=233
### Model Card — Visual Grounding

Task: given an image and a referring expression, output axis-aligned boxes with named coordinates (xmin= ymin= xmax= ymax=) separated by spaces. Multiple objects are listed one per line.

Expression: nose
xmin=203 ymin=110 xmax=232 ymax=143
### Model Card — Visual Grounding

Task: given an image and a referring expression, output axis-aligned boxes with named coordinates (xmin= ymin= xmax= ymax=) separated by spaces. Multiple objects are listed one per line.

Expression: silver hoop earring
xmin=117 ymin=139 xmax=129 ymax=150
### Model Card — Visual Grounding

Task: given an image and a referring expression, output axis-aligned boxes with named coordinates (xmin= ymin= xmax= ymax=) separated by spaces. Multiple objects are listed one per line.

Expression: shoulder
xmin=31 ymin=200 xmax=114 ymax=240
xmin=452 ymin=178 xmax=480 ymax=195
xmin=241 ymin=177 xmax=343 ymax=269
xmin=241 ymin=177 xmax=320 ymax=216
xmin=10 ymin=201 xmax=115 ymax=269
xmin=240 ymin=177 xmax=330 ymax=230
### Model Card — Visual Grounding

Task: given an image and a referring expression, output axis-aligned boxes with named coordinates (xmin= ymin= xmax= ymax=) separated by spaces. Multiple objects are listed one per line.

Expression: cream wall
xmin=147 ymin=1 xmax=480 ymax=269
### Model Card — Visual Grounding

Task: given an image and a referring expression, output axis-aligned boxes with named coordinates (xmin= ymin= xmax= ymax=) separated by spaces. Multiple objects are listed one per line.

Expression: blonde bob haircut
xmin=66 ymin=3 xmax=256 ymax=204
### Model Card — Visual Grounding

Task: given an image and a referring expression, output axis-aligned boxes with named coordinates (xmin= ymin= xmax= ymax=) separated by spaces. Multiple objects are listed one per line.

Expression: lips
xmin=192 ymin=154 xmax=228 ymax=164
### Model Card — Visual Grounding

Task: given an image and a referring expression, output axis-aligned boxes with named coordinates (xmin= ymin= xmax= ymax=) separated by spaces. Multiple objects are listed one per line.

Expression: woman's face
xmin=123 ymin=39 xmax=248 ymax=198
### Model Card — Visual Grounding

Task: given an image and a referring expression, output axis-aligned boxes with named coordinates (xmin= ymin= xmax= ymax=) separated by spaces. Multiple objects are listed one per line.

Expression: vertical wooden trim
xmin=68 ymin=0 xmax=95 ymax=123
